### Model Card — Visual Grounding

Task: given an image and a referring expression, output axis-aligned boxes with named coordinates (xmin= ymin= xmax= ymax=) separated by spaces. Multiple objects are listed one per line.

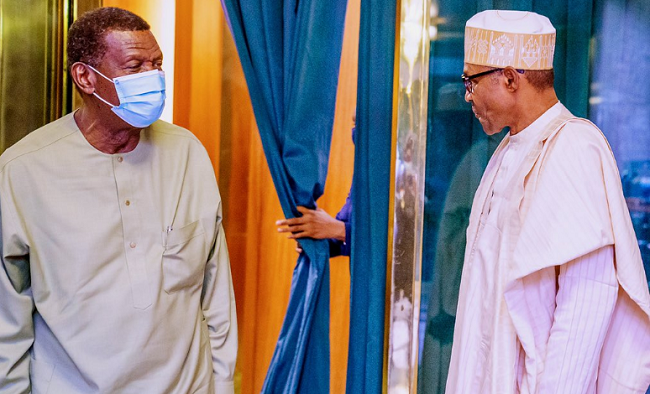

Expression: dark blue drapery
xmin=220 ymin=1 xmax=347 ymax=393
xmin=346 ymin=0 xmax=397 ymax=393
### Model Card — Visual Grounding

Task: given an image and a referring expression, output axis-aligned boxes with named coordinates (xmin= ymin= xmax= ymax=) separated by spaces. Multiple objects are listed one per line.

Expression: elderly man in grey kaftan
xmin=0 ymin=7 xmax=237 ymax=394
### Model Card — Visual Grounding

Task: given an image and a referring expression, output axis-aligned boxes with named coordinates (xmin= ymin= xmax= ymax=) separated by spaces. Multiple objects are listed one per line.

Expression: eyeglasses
xmin=461 ymin=68 xmax=503 ymax=94
xmin=461 ymin=68 xmax=525 ymax=94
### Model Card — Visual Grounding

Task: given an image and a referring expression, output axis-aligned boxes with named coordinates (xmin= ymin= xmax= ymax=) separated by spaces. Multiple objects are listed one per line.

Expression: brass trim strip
xmin=0 ymin=0 xmax=5 ymax=150
xmin=61 ymin=0 xmax=71 ymax=116
xmin=410 ymin=3 xmax=431 ymax=392
xmin=385 ymin=0 xmax=431 ymax=392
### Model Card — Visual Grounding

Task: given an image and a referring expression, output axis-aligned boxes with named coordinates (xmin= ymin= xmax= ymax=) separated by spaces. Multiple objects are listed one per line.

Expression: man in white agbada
xmin=446 ymin=10 xmax=650 ymax=393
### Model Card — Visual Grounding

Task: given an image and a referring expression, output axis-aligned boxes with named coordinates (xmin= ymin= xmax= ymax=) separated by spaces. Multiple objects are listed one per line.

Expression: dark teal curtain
xmin=346 ymin=0 xmax=396 ymax=393
xmin=419 ymin=1 xmax=594 ymax=393
xmin=219 ymin=1 xmax=347 ymax=393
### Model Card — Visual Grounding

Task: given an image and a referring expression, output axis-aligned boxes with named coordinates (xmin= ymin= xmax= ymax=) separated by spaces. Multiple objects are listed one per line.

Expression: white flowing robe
xmin=446 ymin=103 xmax=650 ymax=393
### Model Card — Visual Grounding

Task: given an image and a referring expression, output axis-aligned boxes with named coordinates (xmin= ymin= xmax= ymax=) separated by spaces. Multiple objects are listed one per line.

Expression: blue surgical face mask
xmin=88 ymin=65 xmax=166 ymax=128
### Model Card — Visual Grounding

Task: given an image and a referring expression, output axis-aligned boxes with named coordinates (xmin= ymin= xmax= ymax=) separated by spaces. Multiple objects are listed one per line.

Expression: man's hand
xmin=276 ymin=206 xmax=346 ymax=242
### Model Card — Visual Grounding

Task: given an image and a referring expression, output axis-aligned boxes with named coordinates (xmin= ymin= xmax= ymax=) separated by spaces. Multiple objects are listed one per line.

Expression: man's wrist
xmin=335 ymin=220 xmax=346 ymax=241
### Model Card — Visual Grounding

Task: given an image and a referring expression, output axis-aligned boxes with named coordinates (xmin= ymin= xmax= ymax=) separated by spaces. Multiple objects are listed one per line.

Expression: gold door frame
xmin=386 ymin=0 xmax=431 ymax=392
xmin=0 ymin=0 xmax=100 ymax=152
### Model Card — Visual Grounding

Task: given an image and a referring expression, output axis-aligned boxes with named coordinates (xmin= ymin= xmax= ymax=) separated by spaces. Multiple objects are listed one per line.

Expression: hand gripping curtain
xmin=220 ymin=1 xmax=347 ymax=393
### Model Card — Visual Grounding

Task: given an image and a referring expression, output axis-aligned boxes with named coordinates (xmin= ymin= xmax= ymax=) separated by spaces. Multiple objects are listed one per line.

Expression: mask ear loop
xmin=85 ymin=64 xmax=120 ymax=108
xmin=93 ymin=92 xmax=119 ymax=108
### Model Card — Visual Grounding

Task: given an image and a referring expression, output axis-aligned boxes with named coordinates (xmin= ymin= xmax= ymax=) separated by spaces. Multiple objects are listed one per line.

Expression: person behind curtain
xmin=276 ymin=116 xmax=355 ymax=258
xmin=446 ymin=10 xmax=650 ymax=393
xmin=276 ymin=199 xmax=351 ymax=257
xmin=0 ymin=7 xmax=237 ymax=394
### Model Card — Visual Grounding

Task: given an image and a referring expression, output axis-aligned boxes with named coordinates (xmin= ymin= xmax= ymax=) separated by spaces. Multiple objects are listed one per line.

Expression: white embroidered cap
xmin=464 ymin=10 xmax=556 ymax=70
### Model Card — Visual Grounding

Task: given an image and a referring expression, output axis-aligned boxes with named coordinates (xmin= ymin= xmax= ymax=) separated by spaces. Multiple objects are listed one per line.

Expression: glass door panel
xmin=416 ymin=0 xmax=650 ymax=392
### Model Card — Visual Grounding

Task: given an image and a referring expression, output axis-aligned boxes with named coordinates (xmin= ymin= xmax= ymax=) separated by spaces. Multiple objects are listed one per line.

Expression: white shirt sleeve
xmin=0 ymin=203 xmax=33 ymax=393
xmin=538 ymin=245 xmax=618 ymax=394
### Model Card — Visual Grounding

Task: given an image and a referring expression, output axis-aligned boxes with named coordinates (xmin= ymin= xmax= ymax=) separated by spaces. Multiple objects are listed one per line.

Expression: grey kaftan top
xmin=0 ymin=113 xmax=237 ymax=394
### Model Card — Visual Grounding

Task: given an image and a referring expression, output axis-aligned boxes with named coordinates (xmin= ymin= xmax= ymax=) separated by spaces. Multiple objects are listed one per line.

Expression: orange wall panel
xmin=217 ymin=26 xmax=256 ymax=393
xmin=173 ymin=0 xmax=223 ymax=173
xmin=102 ymin=0 xmax=159 ymax=39
xmin=172 ymin=1 xmax=193 ymax=129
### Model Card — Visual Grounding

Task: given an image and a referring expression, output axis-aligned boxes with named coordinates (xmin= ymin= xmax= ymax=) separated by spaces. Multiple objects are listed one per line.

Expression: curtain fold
xmin=346 ymin=0 xmax=397 ymax=393
xmin=220 ymin=1 xmax=347 ymax=393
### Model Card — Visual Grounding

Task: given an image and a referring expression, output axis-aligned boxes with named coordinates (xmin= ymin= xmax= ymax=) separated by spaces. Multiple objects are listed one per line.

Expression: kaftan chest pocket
xmin=162 ymin=219 xmax=208 ymax=293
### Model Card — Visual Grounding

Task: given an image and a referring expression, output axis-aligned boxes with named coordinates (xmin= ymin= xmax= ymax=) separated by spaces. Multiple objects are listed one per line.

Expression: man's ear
xmin=70 ymin=63 xmax=96 ymax=95
xmin=502 ymin=66 xmax=521 ymax=92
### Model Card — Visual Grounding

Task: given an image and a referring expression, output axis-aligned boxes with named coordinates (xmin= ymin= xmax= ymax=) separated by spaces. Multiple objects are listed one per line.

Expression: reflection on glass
xmin=387 ymin=0 xmax=430 ymax=392
xmin=590 ymin=0 xmax=650 ymax=287
xmin=624 ymin=161 xmax=650 ymax=285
